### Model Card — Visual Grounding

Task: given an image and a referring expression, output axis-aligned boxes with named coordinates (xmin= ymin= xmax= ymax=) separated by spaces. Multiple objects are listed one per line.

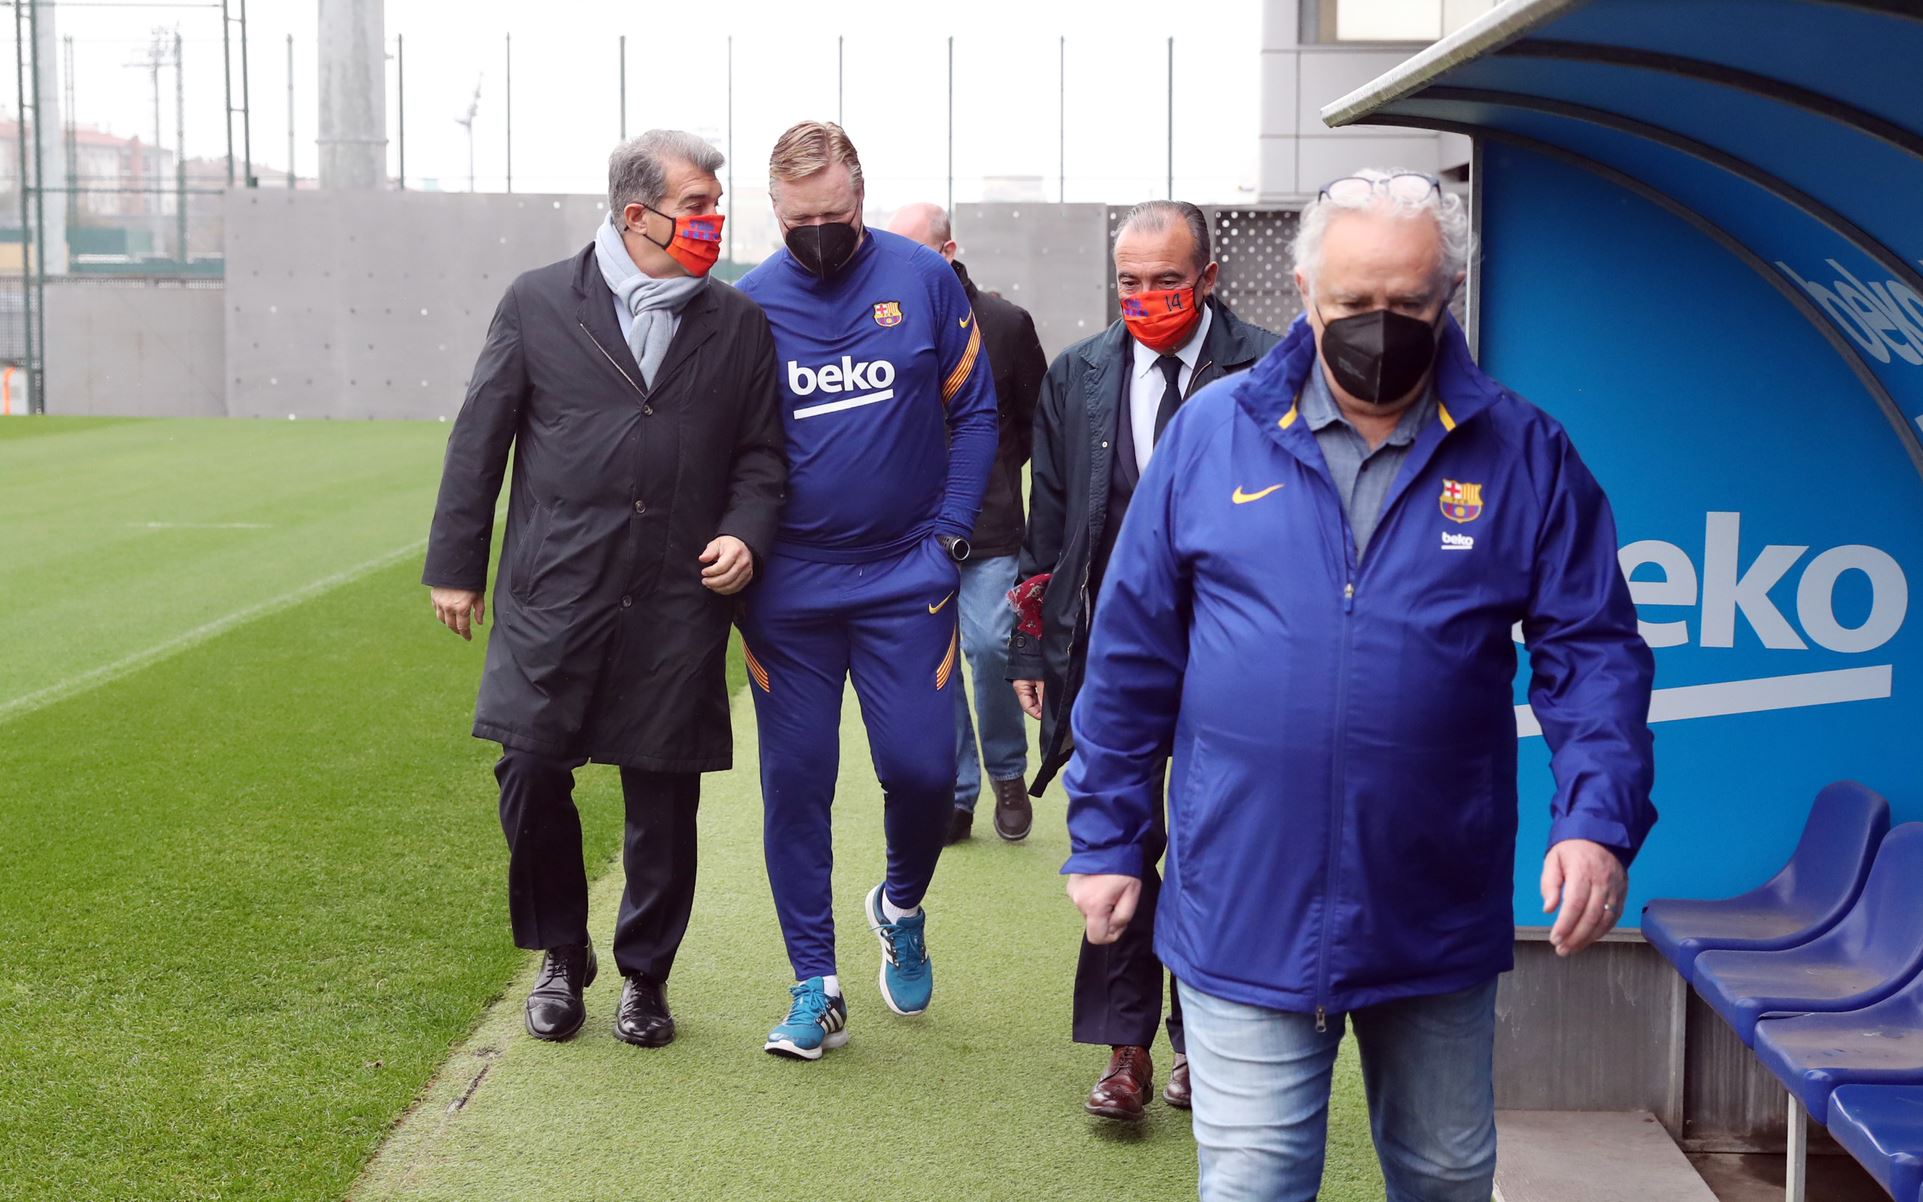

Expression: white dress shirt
xmin=1127 ymin=301 xmax=1213 ymax=475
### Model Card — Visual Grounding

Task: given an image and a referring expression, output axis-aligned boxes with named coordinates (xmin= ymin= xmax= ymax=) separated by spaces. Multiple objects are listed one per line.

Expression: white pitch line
xmin=130 ymin=522 xmax=275 ymax=530
xmin=1515 ymin=664 xmax=1894 ymax=738
xmin=0 ymin=538 xmax=427 ymax=726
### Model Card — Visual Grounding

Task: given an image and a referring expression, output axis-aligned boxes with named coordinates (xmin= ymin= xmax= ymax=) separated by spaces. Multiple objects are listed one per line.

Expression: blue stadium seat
xmin=1643 ymin=782 xmax=1889 ymax=985
xmin=1691 ymin=823 xmax=1923 ymax=1047
xmin=1827 ymin=1086 xmax=1923 ymax=1202
xmin=1750 ymin=879 xmax=1923 ymax=1116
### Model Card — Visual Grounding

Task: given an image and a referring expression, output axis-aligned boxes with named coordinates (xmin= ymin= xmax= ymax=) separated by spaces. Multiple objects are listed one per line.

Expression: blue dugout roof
xmin=1322 ymin=0 xmax=1923 ymax=478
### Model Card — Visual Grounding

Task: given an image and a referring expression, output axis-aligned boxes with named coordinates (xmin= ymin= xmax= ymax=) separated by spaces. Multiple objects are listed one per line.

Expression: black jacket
xmin=955 ymin=261 xmax=1047 ymax=559
xmin=424 ymin=246 xmax=787 ymax=771
xmin=1006 ymin=298 xmax=1279 ymax=792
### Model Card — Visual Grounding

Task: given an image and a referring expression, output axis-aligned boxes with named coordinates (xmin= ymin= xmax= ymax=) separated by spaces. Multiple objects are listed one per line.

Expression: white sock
xmin=820 ymin=974 xmax=841 ymax=997
xmin=881 ymin=892 xmax=920 ymax=922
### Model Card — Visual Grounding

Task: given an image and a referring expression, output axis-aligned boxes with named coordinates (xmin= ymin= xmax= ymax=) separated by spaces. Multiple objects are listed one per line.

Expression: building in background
xmin=1258 ymin=0 xmax=1499 ymax=200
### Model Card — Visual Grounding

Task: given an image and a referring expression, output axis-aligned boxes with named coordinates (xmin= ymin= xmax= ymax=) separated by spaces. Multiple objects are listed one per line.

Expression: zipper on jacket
xmin=578 ymin=320 xmax=650 ymax=406
xmin=1318 ymin=542 xmax=1360 ymax=1026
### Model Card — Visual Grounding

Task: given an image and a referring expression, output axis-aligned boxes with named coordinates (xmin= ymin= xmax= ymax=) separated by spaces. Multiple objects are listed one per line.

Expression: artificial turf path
xmin=0 ymin=416 xmax=1384 ymax=1201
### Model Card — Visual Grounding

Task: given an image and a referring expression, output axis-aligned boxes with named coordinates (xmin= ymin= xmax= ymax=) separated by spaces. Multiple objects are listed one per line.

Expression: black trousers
xmin=495 ymin=749 xmax=700 ymax=983
xmin=1072 ymin=789 xmax=1185 ymax=1054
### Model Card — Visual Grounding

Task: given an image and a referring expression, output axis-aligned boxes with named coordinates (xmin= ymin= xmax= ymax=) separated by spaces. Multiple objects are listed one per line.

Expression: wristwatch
xmin=937 ymin=534 xmax=972 ymax=564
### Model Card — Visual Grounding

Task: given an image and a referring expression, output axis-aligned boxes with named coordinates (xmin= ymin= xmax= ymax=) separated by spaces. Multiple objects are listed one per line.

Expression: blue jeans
xmin=952 ymin=554 xmax=1028 ymax=810
xmin=1180 ymin=977 xmax=1499 ymax=1202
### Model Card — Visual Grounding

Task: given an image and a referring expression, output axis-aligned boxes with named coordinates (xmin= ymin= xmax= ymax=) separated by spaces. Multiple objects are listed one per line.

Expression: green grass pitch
xmin=0 ymin=416 xmax=1384 ymax=1201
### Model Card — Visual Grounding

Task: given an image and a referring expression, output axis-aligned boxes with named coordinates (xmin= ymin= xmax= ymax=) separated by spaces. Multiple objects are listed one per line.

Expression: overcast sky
xmin=32 ymin=0 xmax=1264 ymax=212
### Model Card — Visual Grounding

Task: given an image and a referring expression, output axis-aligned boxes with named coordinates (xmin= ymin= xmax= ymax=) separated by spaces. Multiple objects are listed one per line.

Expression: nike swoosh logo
xmin=1232 ymin=483 xmax=1286 ymax=505
xmin=959 ymin=313 xmax=973 ymax=329
xmin=928 ymin=592 xmax=955 ymax=615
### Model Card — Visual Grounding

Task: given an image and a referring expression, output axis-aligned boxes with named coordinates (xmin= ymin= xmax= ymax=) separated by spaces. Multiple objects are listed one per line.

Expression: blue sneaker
xmin=764 ymin=977 xmax=849 ymax=1060
xmin=866 ymin=883 xmax=934 ymax=1016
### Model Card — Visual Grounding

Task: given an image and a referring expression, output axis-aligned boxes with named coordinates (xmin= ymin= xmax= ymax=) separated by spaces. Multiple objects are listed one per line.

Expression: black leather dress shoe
xmin=944 ymin=806 xmax=974 ymax=845
xmin=614 ymin=974 xmax=676 ymax=1048
xmin=992 ymin=776 xmax=1033 ymax=842
xmin=524 ymin=942 xmax=596 ymax=1041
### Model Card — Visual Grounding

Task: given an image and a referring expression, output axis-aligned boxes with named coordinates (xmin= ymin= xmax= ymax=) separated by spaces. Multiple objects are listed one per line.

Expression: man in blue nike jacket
xmin=737 ymin=123 xmax=998 ymax=1060
xmin=1063 ymin=169 xmax=1657 ymax=1201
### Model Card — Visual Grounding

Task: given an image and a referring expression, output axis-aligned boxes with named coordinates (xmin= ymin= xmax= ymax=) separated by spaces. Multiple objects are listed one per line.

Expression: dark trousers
xmin=495 ymin=748 xmax=700 ymax=983
xmin=1073 ymin=790 xmax=1185 ymax=1054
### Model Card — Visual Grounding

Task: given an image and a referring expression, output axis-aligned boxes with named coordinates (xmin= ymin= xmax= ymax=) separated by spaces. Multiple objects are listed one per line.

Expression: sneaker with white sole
xmin=866 ymin=883 xmax=934 ymax=1016
xmin=764 ymin=977 xmax=849 ymax=1060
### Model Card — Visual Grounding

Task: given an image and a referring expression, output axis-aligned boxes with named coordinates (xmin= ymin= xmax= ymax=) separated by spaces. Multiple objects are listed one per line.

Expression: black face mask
xmin=1317 ymin=306 xmax=1442 ymax=404
xmin=784 ymin=221 xmax=862 ymax=279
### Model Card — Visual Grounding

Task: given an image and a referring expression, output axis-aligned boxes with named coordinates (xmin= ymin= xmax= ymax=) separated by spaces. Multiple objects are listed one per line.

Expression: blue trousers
xmin=953 ymin=554 xmax=1029 ymax=810
xmin=1181 ymin=977 xmax=1499 ymax=1202
xmin=739 ymin=538 xmax=961 ymax=980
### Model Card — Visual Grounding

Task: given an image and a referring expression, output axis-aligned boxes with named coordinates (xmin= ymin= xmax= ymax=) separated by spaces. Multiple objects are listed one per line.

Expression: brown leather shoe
xmin=991 ymin=776 xmax=1033 ymax=841
xmin=1163 ymin=1052 xmax=1192 ymax=1109
xmin=1085 ymin=1045 xmax=1153 ymax=1122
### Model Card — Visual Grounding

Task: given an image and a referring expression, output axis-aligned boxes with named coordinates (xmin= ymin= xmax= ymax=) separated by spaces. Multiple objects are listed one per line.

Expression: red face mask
xmin=634 ymin=205 xmax=725 ymax=277
xmin=1120 ymin=286 xmax=1203 ymax=354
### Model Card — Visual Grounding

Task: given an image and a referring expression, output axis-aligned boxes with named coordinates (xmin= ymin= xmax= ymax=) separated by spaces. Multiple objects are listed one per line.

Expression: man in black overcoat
xmin=424 ymin=130 xmax=786 ymax=1048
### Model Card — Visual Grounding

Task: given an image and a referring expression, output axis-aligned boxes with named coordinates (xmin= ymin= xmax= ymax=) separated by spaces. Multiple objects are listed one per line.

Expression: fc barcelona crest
xmin=1439 ymin=479 xmax=1485 ymax=523
xmin=873 ymin=300 xmax=904 ymax=328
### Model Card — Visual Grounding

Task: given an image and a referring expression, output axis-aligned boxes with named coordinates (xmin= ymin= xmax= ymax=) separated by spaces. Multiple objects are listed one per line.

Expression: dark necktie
xmin=1153 ymin=354 xmax=1185 ymax=445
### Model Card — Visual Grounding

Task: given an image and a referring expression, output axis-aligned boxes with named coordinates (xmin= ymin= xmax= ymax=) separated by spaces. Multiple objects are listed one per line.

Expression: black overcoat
xmin=423 ymin=246 xmax=786 ymax=771
xmin=1005 ymin=298 xmax=1278 ymax=791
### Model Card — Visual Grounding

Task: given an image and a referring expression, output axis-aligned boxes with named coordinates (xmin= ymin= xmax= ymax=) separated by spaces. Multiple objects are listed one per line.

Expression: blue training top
xmin=739 ymin=228 xmax=998 ymax=563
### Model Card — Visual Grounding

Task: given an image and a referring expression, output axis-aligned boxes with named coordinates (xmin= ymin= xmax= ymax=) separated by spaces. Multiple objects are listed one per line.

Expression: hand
xmin=1542 ymin=838 xmax=1628 ymax=957
xmin=1068 ymin=873 xmax=1141 ymax=945
xmin=700 ymin=535 xmax=754 ymax=595
xmin=1013 ymin=679 xmax=1045 ymax=721
xmin=430 ymin=587 xmax=485 ymax=641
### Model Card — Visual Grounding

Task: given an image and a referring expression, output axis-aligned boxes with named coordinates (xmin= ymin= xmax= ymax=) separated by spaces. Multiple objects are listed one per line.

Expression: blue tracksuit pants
xmin=739 ymin=536 xmax=960 ymax=980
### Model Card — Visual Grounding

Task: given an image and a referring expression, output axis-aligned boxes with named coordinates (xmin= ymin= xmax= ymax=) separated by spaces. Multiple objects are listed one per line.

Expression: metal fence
xmin=2 ymin=5 xmax=1283 ymax=414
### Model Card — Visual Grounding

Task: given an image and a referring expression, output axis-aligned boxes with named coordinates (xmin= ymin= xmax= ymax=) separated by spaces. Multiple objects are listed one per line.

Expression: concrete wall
xmin=39 ymin=191 xmax=1302 ymax=419
xmin=224 ymin=188 xmax=608 ymax=420
xmin=952 ymin=202 xmax=1110 ymax=361
xmin=43 ymin=280 xmax=225 ymax=416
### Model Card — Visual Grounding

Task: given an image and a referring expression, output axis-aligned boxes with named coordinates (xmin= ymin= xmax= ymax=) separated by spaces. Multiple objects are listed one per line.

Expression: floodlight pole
xmin=618 ymin=35 xmax=626 ymax=141
xmin=725 ymin=35 xmax=733 ymax=267
xmin=176 ymin=30 xmax=187 ymax=263
xmin=945 ymin=36 xmax=953 ymax=214
xmin=504 ymin=33 xmax=512 ymax=193
xmin=286 ymin=33 xmax=295 ymax=188
xmin=14 ymin=0 xmax=39 ymax=411
xmin=394 ymin=34 xmax=404 ymax=189
xmin=1166 ymin=36 xmax=1174 ymax=199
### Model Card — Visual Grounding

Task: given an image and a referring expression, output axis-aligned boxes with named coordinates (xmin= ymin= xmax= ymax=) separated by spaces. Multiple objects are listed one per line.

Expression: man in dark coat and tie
xmin=423 ymin=129 xmax=786 ymax=1048
xmin=1008 ymin=200 xmax=1279 ymax=1119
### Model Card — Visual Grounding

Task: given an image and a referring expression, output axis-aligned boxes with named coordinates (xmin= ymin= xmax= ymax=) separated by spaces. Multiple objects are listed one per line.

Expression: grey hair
xmin=607 ymin=129 xmax=724 ymax=214
xmin=1115 ymin=199 xmax=1212 ymax=270
xmin=1290 ymin=168 xmax=1473 ymax=294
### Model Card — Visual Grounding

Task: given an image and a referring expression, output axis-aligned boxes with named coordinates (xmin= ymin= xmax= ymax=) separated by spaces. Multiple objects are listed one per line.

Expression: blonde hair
xmin=768 ymin=121 xmax=865 ymax=195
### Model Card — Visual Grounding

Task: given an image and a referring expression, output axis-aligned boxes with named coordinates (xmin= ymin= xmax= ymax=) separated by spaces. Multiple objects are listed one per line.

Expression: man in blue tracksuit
xmin=1063 ymin=170 xmax=1657 ymax=1200
xmin=737 ymin=122 xmax=998 ymax=1060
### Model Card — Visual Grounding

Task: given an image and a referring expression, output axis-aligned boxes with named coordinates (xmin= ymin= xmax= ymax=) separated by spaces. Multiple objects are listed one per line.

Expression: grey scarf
xmin=593 ymin=212 xmax=706 ymax=388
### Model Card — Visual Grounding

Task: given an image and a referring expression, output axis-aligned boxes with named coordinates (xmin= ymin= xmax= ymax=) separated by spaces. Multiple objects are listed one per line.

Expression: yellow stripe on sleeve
xmin=942 ymin=319 xmax=983 ymax=404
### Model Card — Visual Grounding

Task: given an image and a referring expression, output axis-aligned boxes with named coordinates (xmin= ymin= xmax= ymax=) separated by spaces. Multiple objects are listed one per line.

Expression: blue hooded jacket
xmin=1062 ymin=314 xmax=1657 ymax=1016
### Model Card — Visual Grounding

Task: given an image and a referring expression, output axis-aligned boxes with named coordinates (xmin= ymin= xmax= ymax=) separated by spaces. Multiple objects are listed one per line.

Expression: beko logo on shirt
xmin=787 ymin=357 xmax=899 ymax=420
xmin=788 ymin=357 xmax=898 ymax=395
